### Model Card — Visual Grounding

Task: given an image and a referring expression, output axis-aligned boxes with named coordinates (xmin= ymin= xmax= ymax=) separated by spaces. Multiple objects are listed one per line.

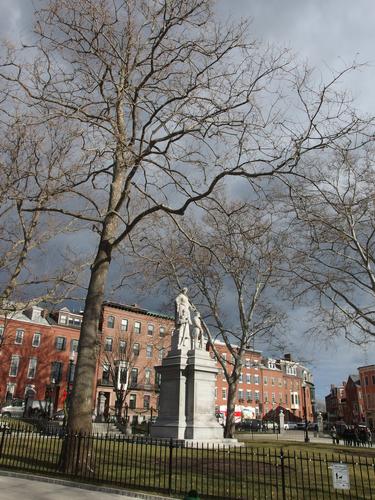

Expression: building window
xmin=121 ymin=319 xmax=128 ymax=331
xmin=221 ymin=353 xmax=226 ymax=366
xmin=55 ymin=336 xmax=66 ymax=351
xmin=104 ymin=337 xmax=113 ymax=352
xmin=107 ymin=315 xmax=115 ymax=328
xmin=131 ymin=368 xmax=138 ymax=385
xmin=222 ymin=388 xmax=227 ymax=400
xmin=143 ymin=394 xmax=150 ymax=410
xmin=246 ymin=390 xmax=252 ymax=401
xmin=264 ymin=393 xmax=269 ymax=403
xmin=238 ymin=389 xmax=243 ymax=400
xmin=15 ymin=329 xmax=24 ymax=345
xmin=239 ymin=372 xmax=243 ymax=383
xmin=372 ymin=375 xmax=375 ymax=385
xmin=134 ymin=321 xmax=141 ymax=334
xmin=254 ymin=375 xmax=260 ymax=384
xmin=365 ymin=376 xmax=369 ymax=386
xmin=155 ymin=370 xmax=161 ymax=387
xmin=272 ymin=392 xmax=275 ymax=403
xmin=255 ymin=391 xmax=260 ymax=402
xmin=102 ymin=363 xmax=110 ymax=384
xmin=133 ymin=343 xmax=140 ymax=356
xmin=246 ymin=374 xmax=251 ymax=384
xmin=32 ymin=332 xmax=41 ymax=348
xmin=70 ymin=339 xmax=79 ymax=353
xmin=27 ymin=358 xmax=37 ymax=379
xmin=285 ymin=394 xmax=288 ymax=404
xmin=119 ymin=340 xmax=127 ymax=354
xmin=51 ymin=361 xmax=63 ymax=383
xmin=118 ymin=366 xmax=127 ymax=385
xmin=145 ymin=368 xmax=151 ymax=385
xmin=158 ymin=348 xmax=165 ymax=360
xmin=264 ymin=377 xmax=268 ymax=385
xmin=129 ymin=393 xmax=136 ymax=409
xmin=147 ymin=324 xmax=154 ymax=336
xmin=271 ymin=378 xmax=275 ymax=386
xmin=60 ymin=314 xmax=67 ymax=325
xmin=159 ymin=326 xmax=166 ymax=337
xmin=9 ymin=355 xmax=20 ymax=377
xmin=146 ymin=345 xmax=153 ymax=358
xmin=245 ymin=359 xmax=250 ymax=368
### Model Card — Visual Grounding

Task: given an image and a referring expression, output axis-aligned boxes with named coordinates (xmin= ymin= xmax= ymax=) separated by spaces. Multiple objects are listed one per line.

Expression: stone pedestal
xmin=151 ymin=343 xmax=223 ymax=441
xmin=151 ymin=347 xmax=189 ymax=439
xmin=185 ymin=349 xmax=224 ymax=440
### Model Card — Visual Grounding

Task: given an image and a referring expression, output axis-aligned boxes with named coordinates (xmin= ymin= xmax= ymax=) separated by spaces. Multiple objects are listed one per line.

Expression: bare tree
xmin=132 ymin=199 xmax=286 ymax=438
xmin=281 ymin=147 xmax=375 ymax=344
xmin=0 ymin=0 xmax=369 ymax=436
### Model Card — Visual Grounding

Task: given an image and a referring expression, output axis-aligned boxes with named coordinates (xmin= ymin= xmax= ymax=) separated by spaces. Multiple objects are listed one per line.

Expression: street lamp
xmin=302 ymin=380 xmax=310 ymax=443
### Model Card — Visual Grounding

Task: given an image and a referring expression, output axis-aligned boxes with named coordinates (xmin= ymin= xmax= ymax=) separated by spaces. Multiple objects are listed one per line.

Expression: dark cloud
xmin=2 ymin=0 xmax=374 ymax=400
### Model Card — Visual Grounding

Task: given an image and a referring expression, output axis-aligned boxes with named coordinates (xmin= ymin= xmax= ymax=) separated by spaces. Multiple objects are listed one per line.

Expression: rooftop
xmin=103 ymin=301 xmax=174 ymax=320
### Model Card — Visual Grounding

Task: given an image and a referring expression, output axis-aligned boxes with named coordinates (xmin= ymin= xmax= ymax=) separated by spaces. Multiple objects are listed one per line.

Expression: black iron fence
xmin=0 ymin=425 xmax=374 ymax=499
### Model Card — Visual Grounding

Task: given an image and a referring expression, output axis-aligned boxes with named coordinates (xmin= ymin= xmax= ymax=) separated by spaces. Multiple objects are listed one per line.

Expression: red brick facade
xmin=0 ymin=302 xmax=315 ymax=423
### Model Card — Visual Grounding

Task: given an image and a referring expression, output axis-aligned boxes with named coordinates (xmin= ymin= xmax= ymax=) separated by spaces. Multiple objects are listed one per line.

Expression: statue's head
xmin=182 ymin=287 xmax=188 ymax=294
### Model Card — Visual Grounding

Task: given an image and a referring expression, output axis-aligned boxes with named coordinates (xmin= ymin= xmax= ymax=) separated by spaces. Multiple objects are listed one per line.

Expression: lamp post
xmin=64 ymin=352 xmax=76 ymax=426
xmin=302 ymin=380 xmax=310 ymax=443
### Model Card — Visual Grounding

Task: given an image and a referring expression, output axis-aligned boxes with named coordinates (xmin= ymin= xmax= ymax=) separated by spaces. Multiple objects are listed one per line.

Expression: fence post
xmin=75 ymin=432 xmax=82 ymax=475
xmin=168 ymin=438 xmax=173 ymax=495
xmin=0 ymin=426 xmax=7 ymax=458
xmin=280 ymin=448 xmax=286 ymax=500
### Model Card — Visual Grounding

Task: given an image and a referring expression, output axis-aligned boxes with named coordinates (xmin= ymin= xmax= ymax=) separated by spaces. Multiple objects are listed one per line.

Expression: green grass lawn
xmin=0 ymin=431 xmax=374 ymax=499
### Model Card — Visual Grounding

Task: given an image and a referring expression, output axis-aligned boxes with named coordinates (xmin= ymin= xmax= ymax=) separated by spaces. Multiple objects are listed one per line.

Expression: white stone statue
xmin=191 ymin=311 xmax=204 ymax=350
xmin=175 ymin=287 xmax=192 ymax=347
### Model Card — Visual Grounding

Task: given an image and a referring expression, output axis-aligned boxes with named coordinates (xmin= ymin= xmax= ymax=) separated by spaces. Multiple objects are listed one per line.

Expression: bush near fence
xmin=0 ymin=425 xmax=374 ymax=499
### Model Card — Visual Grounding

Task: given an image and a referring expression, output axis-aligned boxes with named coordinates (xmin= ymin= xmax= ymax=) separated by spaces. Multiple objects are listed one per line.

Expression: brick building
xmin=96 ymin=301 xmax=174 ymax=421
xmin=0 ymin=306 xmax=81 ymax=410
xmin=212 ymin=343 xmax=314 ymax=423
xmin=0 ymin=301 xmax=315 ymax=423
xmin=341 ymin=375 xmax=364 ymax=425
xmin=358 ymin=365 xmax=375 ymax=429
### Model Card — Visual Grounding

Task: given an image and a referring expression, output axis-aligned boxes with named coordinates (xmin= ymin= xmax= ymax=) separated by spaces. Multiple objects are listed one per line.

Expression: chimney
xmin=284 ymin=353 xmax=292 ymax=361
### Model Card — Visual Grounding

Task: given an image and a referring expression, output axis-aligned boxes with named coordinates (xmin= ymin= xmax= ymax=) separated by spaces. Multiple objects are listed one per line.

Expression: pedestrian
xmin=330 ymin=425 xmax=337 ymax=445
xmin=367 ymin=428 xmax=372 ymax=447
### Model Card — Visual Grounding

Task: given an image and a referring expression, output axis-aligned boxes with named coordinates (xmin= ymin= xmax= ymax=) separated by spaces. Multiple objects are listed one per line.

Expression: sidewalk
xmin=0 ymin=471 xmax=179 ymax=500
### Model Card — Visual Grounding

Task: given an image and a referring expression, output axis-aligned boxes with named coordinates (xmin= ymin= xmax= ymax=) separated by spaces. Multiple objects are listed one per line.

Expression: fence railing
xmin=0 ymin=425 xmax=374 ymax=499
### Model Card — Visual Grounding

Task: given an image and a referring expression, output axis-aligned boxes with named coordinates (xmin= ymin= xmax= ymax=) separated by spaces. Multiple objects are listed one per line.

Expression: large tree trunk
xmin=224 ymin=381 xmax=238 ymax=438
xmin=60 ymin=236 xmax=112 ymax=472
xmin=67 ymin=237 xmax=112 ymax=434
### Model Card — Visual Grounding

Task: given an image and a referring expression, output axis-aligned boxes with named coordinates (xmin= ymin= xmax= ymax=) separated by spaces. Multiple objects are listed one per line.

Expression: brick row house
xmin=0 ymin=301 xmax=315 ymax=423
xmin=213 ymin=343 xmax=314 ymax=423
xmin=325 ymin=369 xmax=375 ymax=428
xmin=0 ymin=306 xmax=81 ymax=410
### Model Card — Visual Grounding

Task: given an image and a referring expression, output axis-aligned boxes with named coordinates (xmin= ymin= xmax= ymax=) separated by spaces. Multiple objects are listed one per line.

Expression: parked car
xmin=235 ymin=419 xmax=262 ymax=432
xmin=0 ymin=399 xmax=25 ymax=418
xmin=0 ymin=399 xmax=49 ymax=418
xmin=284 ymin=422 xmax=299 ymax=430
xmin=53 ymin=409 xmax=65 ymax=421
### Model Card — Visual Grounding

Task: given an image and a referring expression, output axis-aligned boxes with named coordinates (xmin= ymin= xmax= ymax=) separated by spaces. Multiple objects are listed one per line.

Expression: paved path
xmin=0 ymin=472 xmax=178 ymax=500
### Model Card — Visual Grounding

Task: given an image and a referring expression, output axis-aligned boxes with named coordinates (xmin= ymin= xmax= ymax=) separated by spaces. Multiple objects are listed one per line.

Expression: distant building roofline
xmin=103 ymin=301 xmax=174 ymax=320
